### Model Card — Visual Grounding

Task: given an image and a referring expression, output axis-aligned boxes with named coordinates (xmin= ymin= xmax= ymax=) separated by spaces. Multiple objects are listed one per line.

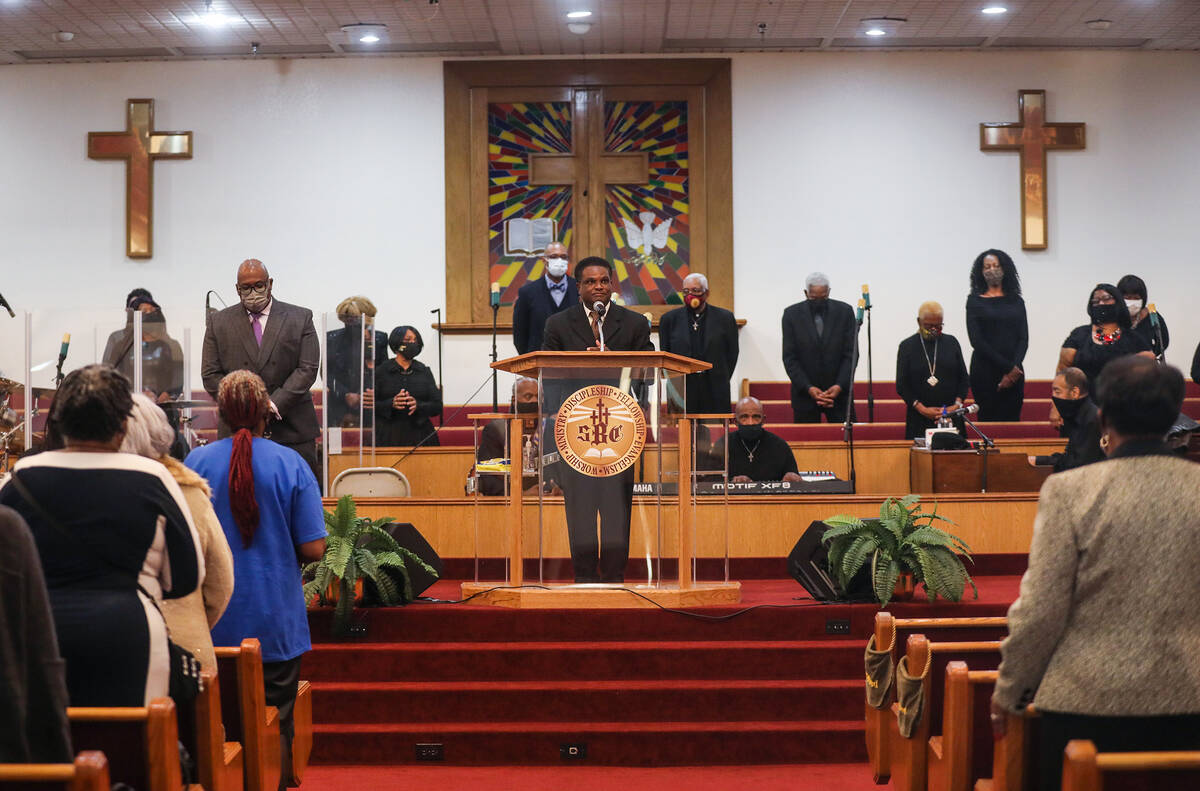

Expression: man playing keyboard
xmin=713 ymin=396 xmax=803 ymax=483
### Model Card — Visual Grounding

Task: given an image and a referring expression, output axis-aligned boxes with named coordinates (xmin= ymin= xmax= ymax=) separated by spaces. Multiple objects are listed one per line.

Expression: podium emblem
xmin=555 ymin=384 xmax=647 ymax=477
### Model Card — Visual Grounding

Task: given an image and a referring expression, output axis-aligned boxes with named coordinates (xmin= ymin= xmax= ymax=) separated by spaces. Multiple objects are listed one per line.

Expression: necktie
xmin=251 ymin=313 xmax=263 ymax=346
xmin=590 ymin=311 xmax=601 ymax=345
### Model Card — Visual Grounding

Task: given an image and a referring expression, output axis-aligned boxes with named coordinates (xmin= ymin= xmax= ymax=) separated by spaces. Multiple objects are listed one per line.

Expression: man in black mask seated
xmin=712 ymin=397 xmax=803 ymax=483
xmin=1028 ymin=366 xmax=1103 ymax=472
xmin=472 ymin=377 xmax=561 ymax=496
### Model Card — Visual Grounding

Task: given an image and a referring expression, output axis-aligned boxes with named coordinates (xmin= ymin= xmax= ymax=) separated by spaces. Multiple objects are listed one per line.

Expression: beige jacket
xmin=159 ymin=457 xmax=234 ymax=672
xmin=994 ymin=452 xmax=1200 ymax=716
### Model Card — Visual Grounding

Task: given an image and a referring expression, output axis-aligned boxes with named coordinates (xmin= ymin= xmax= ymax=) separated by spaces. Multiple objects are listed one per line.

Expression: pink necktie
xmin=251 ymin=313 xmax=263 ymax=346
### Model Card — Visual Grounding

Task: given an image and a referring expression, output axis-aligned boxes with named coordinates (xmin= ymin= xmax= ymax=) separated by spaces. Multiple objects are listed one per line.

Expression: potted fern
xmin=821 ymin=494 xmax=976 ymax=607
xmin=304 ymin=495 xmax=439 ymax=635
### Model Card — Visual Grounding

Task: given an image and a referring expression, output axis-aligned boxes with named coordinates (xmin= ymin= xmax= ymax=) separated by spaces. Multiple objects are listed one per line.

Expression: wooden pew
xmin=975 ymin=705 xmax=1038 ymax=791
xmin=214 ymin=640 xmax=281 ymax=791
xmin=67 ymin=698 xmax=186 ymax=791
xmin=0 ymin=751 xmax=110 ymax=791
xmin=1062 ymin=740 xmax=1200 ymax=791
xmin=927 ymin=662 xmax=998 ymax=791
xmin=176 ymin=669 xmax=244 ymax=791
xmin=867 ymin=613 xmax=1008 ymax=783
xmin=291 ymin=680 xmax=312 ymax=785
xmin=886 ymin=635 xmax=1003 ymax=791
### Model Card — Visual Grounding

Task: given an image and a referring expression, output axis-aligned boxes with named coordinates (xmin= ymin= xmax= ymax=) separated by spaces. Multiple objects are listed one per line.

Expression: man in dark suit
xmin=512 ymin=241 xmax=579 ymax=354
xmin=659 ymin=272 xmax=738 ymax=414
xmin=782 ymin=272 xmax=858 ymax=423
xmin=201 ymin=259 xmax=321 ymax=478
xmin=542 ymin=256 xmax=654 ymax=583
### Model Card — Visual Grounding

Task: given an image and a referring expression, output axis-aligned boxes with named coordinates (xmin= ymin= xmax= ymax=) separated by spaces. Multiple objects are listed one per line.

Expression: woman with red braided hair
xmin=185 ymin=370 xmax=326 ymax=791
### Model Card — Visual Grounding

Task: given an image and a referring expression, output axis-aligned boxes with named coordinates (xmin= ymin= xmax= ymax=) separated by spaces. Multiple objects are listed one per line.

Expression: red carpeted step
xmin=311 ymin=719 xmax=866 ymax=766
xmin=303 ymin=639 xmax=863 ymax=682
xmin=311 ymin=678 xmax=863 ymax=724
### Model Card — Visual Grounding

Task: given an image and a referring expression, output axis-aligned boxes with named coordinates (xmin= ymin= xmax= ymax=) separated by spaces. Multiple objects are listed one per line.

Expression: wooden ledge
xmin=433 ymin=318 xmax=747 ymax=335
xmin=459 ymin=581 xmax=741 ymax=609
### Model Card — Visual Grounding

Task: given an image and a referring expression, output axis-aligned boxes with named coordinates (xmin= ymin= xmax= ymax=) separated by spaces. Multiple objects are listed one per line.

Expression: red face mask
xmin=685 ymin=293 xmax=705 ymax=310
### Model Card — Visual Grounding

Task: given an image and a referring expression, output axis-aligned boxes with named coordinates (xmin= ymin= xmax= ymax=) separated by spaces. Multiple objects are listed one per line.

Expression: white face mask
xmin=1125 ymin=298 xmax=1143 ymax=317
xmin=545 ymin=257 xmax=568 ymax=278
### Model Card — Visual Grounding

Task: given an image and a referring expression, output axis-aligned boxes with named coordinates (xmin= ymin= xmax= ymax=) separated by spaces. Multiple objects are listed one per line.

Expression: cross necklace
xmin=739 ymin=437 xmax=761 ymax=463
xmin=921 ymin=337 xmax=939 ymax=387
xmin=691 ymin=311 xmax=702 ymax=332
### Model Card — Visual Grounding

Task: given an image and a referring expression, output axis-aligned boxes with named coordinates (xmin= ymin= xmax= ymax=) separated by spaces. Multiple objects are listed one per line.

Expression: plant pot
xmin=325 ymin=578 xmax=364 ymax=606
xmin=893 ymin=573 xmax=916 ymax=601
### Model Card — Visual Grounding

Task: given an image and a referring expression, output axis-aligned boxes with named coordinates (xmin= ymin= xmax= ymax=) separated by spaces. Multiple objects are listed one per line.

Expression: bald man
xmin=896 ymin=301 xmax=970 ymax=440
xmin=712 ymin=397 xmax=802 ymax=483
xmin=201 ymin=259 xmax=321 ymax=476
xmin=512 ymin=240 xmax=579 ymax=354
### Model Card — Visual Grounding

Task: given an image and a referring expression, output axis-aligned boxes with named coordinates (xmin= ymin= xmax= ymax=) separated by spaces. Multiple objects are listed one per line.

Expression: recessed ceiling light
xmin=200 ymin=0 xmax=228 ymax=27
xmin=1085 ymin=18 xmax=1113 ymax=31
xmin=340 ymin=23 xmax=387 ymax=43
xmin=566 ymin=10 xmax=592 ymax=19
xmin=860 ymin=17 xmax=906 ymax=37
xmin=982 ymin=6 xmax=1008 ymax=14
xmin=865 ymin=27 xmax=887 ymax=37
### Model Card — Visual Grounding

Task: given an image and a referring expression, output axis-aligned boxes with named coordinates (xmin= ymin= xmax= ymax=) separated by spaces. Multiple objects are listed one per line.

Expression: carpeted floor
xmin=301 ymin=762 xmax=883 ymax=790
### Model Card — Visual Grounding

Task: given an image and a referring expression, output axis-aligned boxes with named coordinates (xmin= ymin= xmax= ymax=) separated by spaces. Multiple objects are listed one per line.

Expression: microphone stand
xmin=865 ymin=302 xmax=875 ymax=423
xmin=431 ymin=307 xmax=445 ymax=425
xmin=490 ymin=300 xmax=500 ymax=412
xmin=842 ymin=323 xmax=861 ymax=494
xmin=961 ymin=414 xmax=994 ymax=493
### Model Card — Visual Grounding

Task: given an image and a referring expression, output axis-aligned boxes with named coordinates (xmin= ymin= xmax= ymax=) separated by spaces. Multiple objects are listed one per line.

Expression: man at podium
xmin=542 ymin=257 xmax=654 ymax=583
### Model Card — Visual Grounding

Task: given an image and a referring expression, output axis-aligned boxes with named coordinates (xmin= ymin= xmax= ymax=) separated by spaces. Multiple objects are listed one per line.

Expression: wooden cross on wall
xmin=88 ymin=98 xmax=193 ymax=259
xmin=980 ymin=90 xmax=1085 ymax=250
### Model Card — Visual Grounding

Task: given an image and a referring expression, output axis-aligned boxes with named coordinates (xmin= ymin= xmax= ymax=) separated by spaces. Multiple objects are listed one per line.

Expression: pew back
xmin=176 ymin=669 xmax=244 ymax=791
xmin=0 ymin=751 xmax=109 ymax=791
xmin=214 ymin=640 xmax=281 ymax=791
xmin=66 ymin=698 xmax=182 ymax=791
xmin=928 ymin=663 xmax=998 ymax=791
xmin=1062 ymin=740 xmax=1200 ymax=791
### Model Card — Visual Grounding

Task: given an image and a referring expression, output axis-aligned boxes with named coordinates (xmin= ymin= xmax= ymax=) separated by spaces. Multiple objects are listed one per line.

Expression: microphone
xmin=861 ymin=283 xmax=872 ymax=310
xmin=856 ymin=298 xmax=865 ymax=324
xmin=55 ymin=333 xmax=70 ymax=385
xmin=592 ymin=300 xmax=606 ymax=317
xmin=490 ymin=282 xmax=501 ymax=308
xmin=1148 ymin=303 xmax=1159 ymax=327
xmin=0 ymin=291 xmax=14 ymax=318
xmin=941 ymin=403 xmax=979 ymax=418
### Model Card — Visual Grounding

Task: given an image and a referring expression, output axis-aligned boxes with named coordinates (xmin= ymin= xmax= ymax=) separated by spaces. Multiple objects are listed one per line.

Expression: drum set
xmin=0 ymin=376 xmax=210 ymax=473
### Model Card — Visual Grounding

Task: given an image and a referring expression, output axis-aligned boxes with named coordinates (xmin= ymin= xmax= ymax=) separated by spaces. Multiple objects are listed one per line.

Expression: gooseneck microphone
xmin=592 ymin=301 xmax=607 ymax=351
xmin=941 ymin=403 xmax=979 ymax=419
xmin=55 ymin=333 xmax=71 ymax=386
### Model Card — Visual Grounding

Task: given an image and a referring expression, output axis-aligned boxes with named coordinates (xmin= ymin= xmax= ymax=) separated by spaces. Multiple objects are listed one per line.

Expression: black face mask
xmin=395 ymin=341 xmax=422 ymax=359
xmin=1052 ymin=395 xmax=1086 ymax=424
xmin=514 ymin=400 xmax=538 ymax=414
xmin=1088 ymin=303 xmax=1118 ymax=325
xmin=808 ymin=298 xmax=829 ymax=315
xmin=738 ymin=423 xmax=764 ymax=442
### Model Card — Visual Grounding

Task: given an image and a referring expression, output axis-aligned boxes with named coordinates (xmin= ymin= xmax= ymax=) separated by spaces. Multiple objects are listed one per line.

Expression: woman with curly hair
xmin=965 ymin=248 xmax=1028 ymax=421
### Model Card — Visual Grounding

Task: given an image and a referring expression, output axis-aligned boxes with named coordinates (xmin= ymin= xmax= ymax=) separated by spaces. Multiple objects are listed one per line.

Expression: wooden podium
xmin=461 ymin=351 xmax=742 ymax=608
xmin=909 ymin=447 xmax=1053 ymax=493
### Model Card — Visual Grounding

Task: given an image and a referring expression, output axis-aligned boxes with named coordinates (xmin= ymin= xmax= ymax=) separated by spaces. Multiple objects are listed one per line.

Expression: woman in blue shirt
xmin=186 ymin=370 xmax=326 ymax=791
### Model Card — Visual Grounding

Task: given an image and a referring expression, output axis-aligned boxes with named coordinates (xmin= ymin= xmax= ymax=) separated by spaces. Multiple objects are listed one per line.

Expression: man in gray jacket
xmin=201 ymin=259 xmax=320 ymax=478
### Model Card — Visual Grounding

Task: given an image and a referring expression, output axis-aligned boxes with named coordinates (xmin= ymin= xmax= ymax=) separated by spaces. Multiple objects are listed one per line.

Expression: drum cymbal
xmin=158 ymin=399 xmax=212 ymax=409
xmin=0 ymin=377 xmax=19 ymax=395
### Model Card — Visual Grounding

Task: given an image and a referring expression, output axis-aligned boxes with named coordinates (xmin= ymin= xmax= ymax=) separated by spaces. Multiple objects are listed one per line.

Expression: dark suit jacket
xmin=541 ymin=301 xmax=654 ymax=355
xmin=201 ymin=299 xmax=320 ymax=444
xmin=659 ymin=304 xmax=738 ymax=414
xmin=513 ymin=276 xmax=579 ymax=354
xmin=325 ymin=327 xmax=388 ymax=426
xmin=781 ymin=300 xmax=857 ymax=407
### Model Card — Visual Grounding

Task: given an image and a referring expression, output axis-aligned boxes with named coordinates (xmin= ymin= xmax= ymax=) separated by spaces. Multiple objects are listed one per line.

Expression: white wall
xmin=1 ymin=51 xmax=1197 ymax=403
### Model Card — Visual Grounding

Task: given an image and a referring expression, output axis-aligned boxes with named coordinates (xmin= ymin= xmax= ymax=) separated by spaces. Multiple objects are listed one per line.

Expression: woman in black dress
xmin=375 ymin=326 xmax=443 ymax=447
xmin=965 ymin=249 xmax=1028 ymax=421
xmin=1117 ymin=274 xmax=1169 ymax=360
xmin=0 ymin=365 xmax=201 ymax=707
xmin=1058 ymin=284 xmax=1154 ymax=395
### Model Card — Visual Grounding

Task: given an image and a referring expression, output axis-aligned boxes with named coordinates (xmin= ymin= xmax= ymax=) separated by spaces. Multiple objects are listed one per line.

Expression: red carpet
xmin=301 ymin=763 xmax=884 ymax=790
xmin=305 ymin=574 xmax=1022 ymax=766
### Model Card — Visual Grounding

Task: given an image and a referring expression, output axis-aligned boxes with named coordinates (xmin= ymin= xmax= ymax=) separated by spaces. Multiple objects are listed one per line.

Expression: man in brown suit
xmin=992 ymin=357 xmax=1200 ymax=791
xmin=201 ymin=259 xmax=320 ymax=478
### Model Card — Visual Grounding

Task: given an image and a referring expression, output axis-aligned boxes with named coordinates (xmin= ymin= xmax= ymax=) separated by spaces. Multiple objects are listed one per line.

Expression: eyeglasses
xmin=682 ymin=287 xmax=706 ymax=296
xmin=236 ymin=281 xmax=269 ymax=295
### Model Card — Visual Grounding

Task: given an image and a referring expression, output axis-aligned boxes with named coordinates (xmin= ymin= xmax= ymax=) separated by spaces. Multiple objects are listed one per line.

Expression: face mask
xmin=918 ymin=325 xmax=941 ymax=340
xmin=1125 ymin=298 xmax=1143 ymax=318
xmin=515 ymin=400 xmax=538 ymax=414
xmin=807 ymin=297 xmax=829 ymax=315
xmin=396 ymin=340 xmax=422 ymax=359
xmin=241 ymin=291 xmax=270 ymax=313
xmin=983 ymin=268 xmax=1004 ymax=286
xmin=1052 ymin=395 xmax=1085 ymax=424
xmin=1088 ymin=303 xmax=1118 ymax=325
xmin=685 ymin=293 xmax=706 ymax=310
xmin=546 ymin=258 xmax=569 ymax=278
xmin=738 ymin=423 xmax=764 ymax=442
